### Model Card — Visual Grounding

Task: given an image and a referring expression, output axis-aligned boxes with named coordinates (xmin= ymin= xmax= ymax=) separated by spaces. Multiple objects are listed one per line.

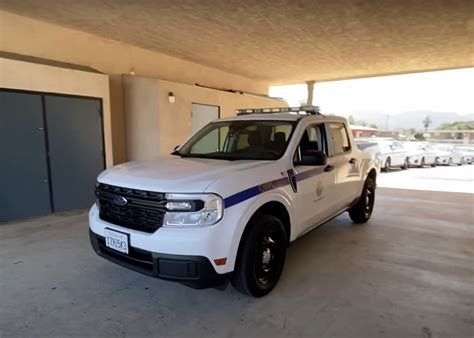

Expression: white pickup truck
xmin=89 ymin=106 xmax=377 ymax=297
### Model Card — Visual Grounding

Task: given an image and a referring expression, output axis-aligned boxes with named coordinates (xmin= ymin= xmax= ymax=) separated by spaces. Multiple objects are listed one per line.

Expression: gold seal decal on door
xmin=316 ymin=181 xmax=323 ymax=197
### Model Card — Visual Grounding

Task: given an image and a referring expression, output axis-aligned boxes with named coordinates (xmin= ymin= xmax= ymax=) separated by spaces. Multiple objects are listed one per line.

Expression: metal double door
xmin=0 ymin=90 xmax=105 ymax=221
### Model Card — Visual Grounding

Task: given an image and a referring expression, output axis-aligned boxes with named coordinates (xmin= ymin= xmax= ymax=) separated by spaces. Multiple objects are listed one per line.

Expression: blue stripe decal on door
xmin=223 ymin=167 xmax=325 ymax=209
xmin=296 ymin=167 xmax=325 ymax=181
xmin=224 ymin=186 xmax=263 ymax=208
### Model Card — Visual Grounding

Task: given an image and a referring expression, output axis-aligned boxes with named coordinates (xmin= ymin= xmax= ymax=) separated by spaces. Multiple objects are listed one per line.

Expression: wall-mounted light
xmin=129 ymin=68 xmax=136 ymax=76
xmin=168 ymin=92 xmax=175 ymax=103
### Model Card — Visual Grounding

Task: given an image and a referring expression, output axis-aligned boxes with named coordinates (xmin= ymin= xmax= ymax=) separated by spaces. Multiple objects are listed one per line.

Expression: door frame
xmin=191 ymin=102 xmax=221 ymax=119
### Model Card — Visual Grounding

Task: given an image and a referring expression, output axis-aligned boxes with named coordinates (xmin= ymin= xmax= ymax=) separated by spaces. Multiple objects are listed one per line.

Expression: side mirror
xmin=295 ymin=150 xmax=327 ymax=166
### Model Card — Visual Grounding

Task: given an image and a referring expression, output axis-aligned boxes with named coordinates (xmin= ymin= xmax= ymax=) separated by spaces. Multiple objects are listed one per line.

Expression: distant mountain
xmin=350 ymin=111 xmax=474 ymax=130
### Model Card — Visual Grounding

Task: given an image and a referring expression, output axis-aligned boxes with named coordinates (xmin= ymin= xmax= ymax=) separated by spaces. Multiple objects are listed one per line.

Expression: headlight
xmin=163 ymin=193 xmax=223 ymax=227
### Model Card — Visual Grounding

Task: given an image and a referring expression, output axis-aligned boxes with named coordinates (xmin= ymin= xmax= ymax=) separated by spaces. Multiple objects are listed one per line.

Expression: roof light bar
xmin=235 ymin=105 xmax=321 ymax=116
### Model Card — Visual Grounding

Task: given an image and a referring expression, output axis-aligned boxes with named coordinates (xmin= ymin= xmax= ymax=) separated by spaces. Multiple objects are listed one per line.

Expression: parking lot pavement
xmin=378 ymin=164 xmax=474 ymax=193
xmin=1 ymin=188 xmax=473 ymax=338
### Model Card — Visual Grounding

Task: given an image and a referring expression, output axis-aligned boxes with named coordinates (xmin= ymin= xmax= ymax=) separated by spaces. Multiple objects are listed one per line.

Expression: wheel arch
xmin=367 ymin=167 xmax=377 ymax=185
xmin=225 ymin=191 xmax=294 ymax=271
xmin=245 ymin=201 xmax=291 ymax=245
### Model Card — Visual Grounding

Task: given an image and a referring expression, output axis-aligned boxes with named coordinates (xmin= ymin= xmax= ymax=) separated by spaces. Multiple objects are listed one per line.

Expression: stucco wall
xmin=122 ymin=76 xmax=160 ymax=161
xmin=123 ymin=75 xmax=287 ymax=160
xmin=0 ymin=10 xmax=275 ymax=164
xmin=0 ymin=57 xmax=114 ymax=167
xmin=0 ymin=10 xmax=269 ymax=94
xmin=157 ymin=79 xmax=288 ymax=154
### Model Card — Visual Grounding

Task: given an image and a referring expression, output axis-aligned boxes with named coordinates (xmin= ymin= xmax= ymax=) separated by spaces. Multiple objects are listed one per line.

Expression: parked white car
xmin=89 ymin=106 xmax=377 ymax=297
xmin=363 ymin=139 xmax=409 ymax=171
xmin=356 ymin=141 xmax=382 ymax=173
xmin=403 ymin=142 xmax=437 ymax=167
xmin=455 ymin=146 xmax=473 ymax=165
xmin=434 ymin=144 xmax=464 ymax=165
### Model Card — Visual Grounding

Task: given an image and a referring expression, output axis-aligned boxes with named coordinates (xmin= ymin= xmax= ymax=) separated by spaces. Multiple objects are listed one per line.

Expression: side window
xmin=294 ymin=124 xmax=327 ymax=162
xmin=273 ymin=124 xmax=292 ymax=141
xmin=329 ymin=123 xmax=350 ymax=155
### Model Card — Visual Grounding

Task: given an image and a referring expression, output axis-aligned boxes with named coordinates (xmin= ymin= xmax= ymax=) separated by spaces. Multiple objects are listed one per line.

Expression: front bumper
xmin=436 ymin=157 xmax=451 ymax=165
xmin=407 ymin=157 xmax=420 ymax=166
xmin=89 ymin=230 xmax=229 ymax=289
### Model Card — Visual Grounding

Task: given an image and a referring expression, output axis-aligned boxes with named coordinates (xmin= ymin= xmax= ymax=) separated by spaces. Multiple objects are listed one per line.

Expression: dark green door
xmin=44 ymin=95 xmax=104 ymax=212
xmin=0 ymin=91 xmax=52 ymax=221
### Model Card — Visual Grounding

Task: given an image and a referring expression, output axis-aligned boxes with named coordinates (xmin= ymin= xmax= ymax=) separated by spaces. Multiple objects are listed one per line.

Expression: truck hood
xmin=98 ymin=155 xmax=274 ymax=193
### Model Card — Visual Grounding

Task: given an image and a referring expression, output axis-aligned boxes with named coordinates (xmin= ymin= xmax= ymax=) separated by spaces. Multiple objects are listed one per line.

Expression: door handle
xmin=349 ymin=158 xmax=356 ymax=164
xmin=324 ymin=165 xmax=335 ymax=172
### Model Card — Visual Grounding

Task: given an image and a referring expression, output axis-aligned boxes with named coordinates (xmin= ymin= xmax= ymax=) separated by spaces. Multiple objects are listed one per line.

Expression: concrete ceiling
xmin=0 ymin=0 xmax=472 ymax=84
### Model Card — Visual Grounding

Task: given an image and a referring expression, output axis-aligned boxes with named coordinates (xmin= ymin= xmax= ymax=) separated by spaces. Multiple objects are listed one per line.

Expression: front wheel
xmin=401 ymin=157 xmax=409 ymax=170
xmin=349 ymin=177 xmax=376 ymax=224
xmin=231 ymin=215 xmax=287 ymax=297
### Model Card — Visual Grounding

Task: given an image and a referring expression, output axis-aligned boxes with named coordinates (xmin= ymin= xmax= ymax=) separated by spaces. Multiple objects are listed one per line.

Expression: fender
xmin=224 ymin=189 xmax=295 ymax=270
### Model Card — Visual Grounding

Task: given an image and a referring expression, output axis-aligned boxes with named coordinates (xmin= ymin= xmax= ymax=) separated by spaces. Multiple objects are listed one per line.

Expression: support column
xmin=306 ymin=80 xmax=315 ymax=106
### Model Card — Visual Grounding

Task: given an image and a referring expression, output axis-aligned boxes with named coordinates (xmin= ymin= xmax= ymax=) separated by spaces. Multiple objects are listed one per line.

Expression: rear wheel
xmin=419 ymin=157 xmax=425 ymax=168
xmin=349 ymin=177 xmax=375 ymax=224
xmin=401 ymin=157 xmax=409 ymax=170
xmin=383 ymin=157 xmax=391 ymax=172
xmin=231 ymin=215 xmax=287 ymax=297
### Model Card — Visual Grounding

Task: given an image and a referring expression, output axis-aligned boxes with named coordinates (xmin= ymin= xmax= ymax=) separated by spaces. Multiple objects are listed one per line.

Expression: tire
xmin=383 ymin=157 xmax=391 ymax=172
xmin=231 ymin=215 xmax=287 ymax=297
xmin=349 ymin=177 xmax=376 ymax=224
xmin=401 ymin=157 xmax=409 ymax=170
xmin=419 ymin=157 xmax=425 ymax=168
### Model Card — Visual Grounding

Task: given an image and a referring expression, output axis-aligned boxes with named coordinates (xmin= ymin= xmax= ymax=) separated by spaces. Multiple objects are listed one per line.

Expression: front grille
xmin=96 ymin=183 xmax=166 ymax=233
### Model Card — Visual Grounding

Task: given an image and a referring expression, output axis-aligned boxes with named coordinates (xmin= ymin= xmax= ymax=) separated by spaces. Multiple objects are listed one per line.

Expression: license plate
xmin=104 ymin=228 xmax=129 ymax=254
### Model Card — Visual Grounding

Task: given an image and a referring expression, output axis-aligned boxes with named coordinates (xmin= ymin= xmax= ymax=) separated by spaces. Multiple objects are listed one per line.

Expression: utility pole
xmin=385 ymin=114 xmax=389 ymax=130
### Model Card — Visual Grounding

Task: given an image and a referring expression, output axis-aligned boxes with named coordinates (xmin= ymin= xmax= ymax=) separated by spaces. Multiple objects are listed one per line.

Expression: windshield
xmin=435 ymin=145 xmax=453 ymax=151
xmin=356 ymin=142 xmax=378 ymax=150
xmin=404 ymin=142 xmax=425 ymax=151
xmin=174 ymin=120 xmax=296 ymax=161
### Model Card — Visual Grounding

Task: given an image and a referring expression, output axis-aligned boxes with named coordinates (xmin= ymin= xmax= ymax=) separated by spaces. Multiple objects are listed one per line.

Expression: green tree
xmin=348 ymin=115 xmax=356 ymax=125
xmin=437 ymin=121 xmax=474 ymax=130
xmin=422 ymin=116 xmax=432 ymax=131
xmin=369 ymin=123 xmax=378 ymax=129
xmin=414 ymin=132 xmax=425 ymax=140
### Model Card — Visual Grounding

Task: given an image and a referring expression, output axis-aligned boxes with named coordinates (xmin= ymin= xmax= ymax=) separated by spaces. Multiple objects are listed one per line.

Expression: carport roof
xmin=0 ymin=0 xmax=472 ymax=84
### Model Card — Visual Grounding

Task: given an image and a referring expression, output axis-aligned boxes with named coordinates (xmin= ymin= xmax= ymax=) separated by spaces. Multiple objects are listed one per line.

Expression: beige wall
xmin=157 ymin=79 xmax=287 ymax=154
xmin=0 ymin=57 xmax=114 ymax=167
xmin=0 ymin=10 xmax=269 ymax=95
xmin=122 ymin=76 xmax=160 ymax=161
xmin=0 ymin=10 xmax=276 ymax=164
xmin=123 ymin=75 xmax=287 ymax=160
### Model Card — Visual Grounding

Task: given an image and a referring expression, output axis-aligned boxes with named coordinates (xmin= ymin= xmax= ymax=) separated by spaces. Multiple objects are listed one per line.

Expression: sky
xmin=269 ymin=68 xmax=474 ymax=117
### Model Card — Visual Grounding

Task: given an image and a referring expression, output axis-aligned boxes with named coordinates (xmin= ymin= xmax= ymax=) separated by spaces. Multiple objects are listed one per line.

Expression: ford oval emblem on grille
xmin=112 ymin=196 xmax=128 ymax=206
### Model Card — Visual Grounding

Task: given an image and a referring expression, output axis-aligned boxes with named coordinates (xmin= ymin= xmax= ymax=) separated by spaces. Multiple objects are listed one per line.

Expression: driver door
xmin=293 ymin=123 xmax=338 ymax=235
